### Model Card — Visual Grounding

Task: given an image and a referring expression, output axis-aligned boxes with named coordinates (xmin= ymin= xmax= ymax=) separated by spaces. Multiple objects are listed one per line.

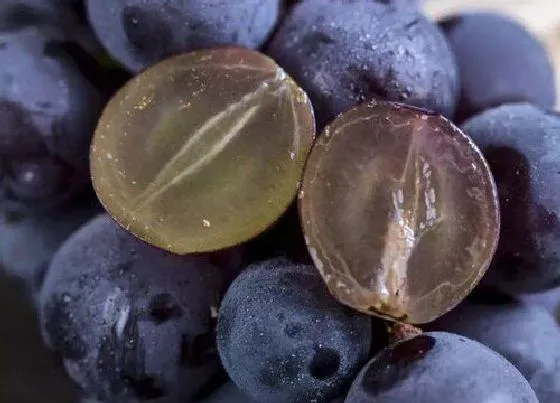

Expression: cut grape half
xmin=299 ymin=101 xmax=499 ymax=324
xmin=90 ymin=46 xmax=315 ymax=254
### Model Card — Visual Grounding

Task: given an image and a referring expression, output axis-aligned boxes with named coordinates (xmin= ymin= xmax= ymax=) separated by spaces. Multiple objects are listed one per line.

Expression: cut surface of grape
xmin=299 ymin=101 xmax=499 ymax=324
xmin=90 ymin=47 xmax=315 ymax=254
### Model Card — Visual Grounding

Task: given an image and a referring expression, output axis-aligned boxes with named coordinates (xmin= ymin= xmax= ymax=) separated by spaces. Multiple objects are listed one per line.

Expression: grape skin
xmin=345 ymin=332 xmax=538 ymax=403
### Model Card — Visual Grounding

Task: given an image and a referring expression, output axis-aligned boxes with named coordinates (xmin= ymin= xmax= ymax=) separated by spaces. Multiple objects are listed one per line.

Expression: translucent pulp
xmin=91 ymin=47 xmax=315 ymax=254
xmin=300 ymin=101 xmax=500 ymax=324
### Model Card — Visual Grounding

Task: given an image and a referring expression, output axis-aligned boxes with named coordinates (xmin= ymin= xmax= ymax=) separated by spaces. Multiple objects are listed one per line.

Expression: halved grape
xmin=91 ymin=47 xmax=315 ymax=254
xmin=299 ymin=101 xmax=499 ymax=324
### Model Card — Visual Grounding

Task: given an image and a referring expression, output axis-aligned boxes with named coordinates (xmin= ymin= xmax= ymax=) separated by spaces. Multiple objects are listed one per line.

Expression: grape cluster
xmin=1 ymin=1 xmax=559 ymax=402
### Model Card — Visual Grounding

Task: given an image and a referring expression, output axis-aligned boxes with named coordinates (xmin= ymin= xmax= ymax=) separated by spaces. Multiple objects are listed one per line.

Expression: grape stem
xmin=387 ymin=322 xmax=423 ymax=344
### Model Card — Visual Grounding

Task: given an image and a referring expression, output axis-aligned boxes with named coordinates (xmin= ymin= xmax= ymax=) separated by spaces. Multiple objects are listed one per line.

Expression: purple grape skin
xmin=519 ymin=288 xmax=560 ymax=320
xmin=0 ymin=24 xmax=103 ymax=213
xmin=0 ymin=0 xmax=101 ymax=55
xmin=461 ymin=103 xmax=560 ymax=294
xmin=217 ymin=258 xmax=372 ymax=403
xmin=440 ymin=13 xmax=555 ymax=121
xmin=267 ymin=0 xmax=459 ymax=128
xmin=0 ymin=198 xmax=101 ymax=294
xmin=39 ymin=214 xmax=224 ymax=402
xmin=430 ymin=300 xmax=560 ymax=402
xmin=345 ymin=332 xmax=538 ymax=403
xmin=86 ymin=0 xmax=282 ymax=73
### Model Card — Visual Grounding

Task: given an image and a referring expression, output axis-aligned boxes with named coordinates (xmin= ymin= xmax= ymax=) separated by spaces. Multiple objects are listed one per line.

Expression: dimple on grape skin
xmin=217 ymin=258 xmax=372 ymax=403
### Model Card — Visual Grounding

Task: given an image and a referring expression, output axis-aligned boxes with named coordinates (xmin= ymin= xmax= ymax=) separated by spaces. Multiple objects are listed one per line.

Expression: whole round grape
xmin=0 ymin=24 xmax=103 ymax=213
xmin=462 ymin=103 xmax=560 ymax=293
xmin=345 ymin=332 xmax=538 ymax=402
xmin=440 ymin=13 xmax=555 ymax=121
xmin=217 ymin=258 xmax=372 ymax=403
xmin=431 ymin=299 xmax=560 ymax=402
xmin=267 ymin=0 xmax=459 ymax=127
xmin=39 ymin=214 xmax=223 ymax=402
xmin=86 ymin=0 xmax=282 ymax=72
xmin=300 ymin=100 xmax=499 ymax=324
xmin=90 ymin=47 xmax=315 ymax=254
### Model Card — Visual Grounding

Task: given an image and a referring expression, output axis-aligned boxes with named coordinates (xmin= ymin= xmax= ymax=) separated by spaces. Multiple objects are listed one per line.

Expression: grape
xmin=0 ymin=24 xmax=103 ymax=213
xmin=461 ymin=103 xmax=560 ymax=293
xmin=345 ymin=332 xmax=538 ymax=403
xmin=519 ymin=288 xmax=560 ymax=320
xmin=86 ymin=0 xmax=282 ymax=72
xmin=267 ymin=0 xmax=459 ymax=128
xmin=0 ymin=0 xmax=101 ymax=57
xmin=39 ymin=214 xmax=224 ymax=402
xmin=217 ymin=258 xmax=372 ymax=403
xmin=299 ymin=100 xmax=499 ymax=324
xmin=430 ymin=299 xmax=560 ymax=402
xmin=440 ymin=13 xmax=555 ymax=121
xmin=90 ymin=47 xmax=315 ymax=254
xmin=0 ymin=196 xmax=101 ymax=292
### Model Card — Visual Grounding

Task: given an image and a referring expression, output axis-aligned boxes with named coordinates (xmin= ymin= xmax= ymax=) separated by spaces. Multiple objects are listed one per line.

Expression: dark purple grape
xmin=520 ymin=287 xmax=560 ymax=320
xmin=0 ymin=24 xmax=103 ymax=213
xmin=39 ymin=214 xmax=224 ymax=402
xmin=440 ymin=13 xmax=555 ymax=121
xmin=345 ymin=332 xmax=538 ymax=402
xmin=0 ymin=0 xmax=100 ymax=56
xmin=267 ymin=0 xmax=459 ymax=128
xmin=217 ymin=258 xmax=372 ymax=403
xmin=0 ymin=196 xmax=101 ymax=293
xmin=461 ymin=103 xmax=560 ymax=293
xmin=430 ymin=300 xmax=560 ymax=402
xmin=86 ymin=0 xmax=282 ymax=72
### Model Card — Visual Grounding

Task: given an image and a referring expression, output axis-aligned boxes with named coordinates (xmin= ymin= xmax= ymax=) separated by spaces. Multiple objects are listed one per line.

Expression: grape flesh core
xmin=299 ymin=101 xmax=500 ymax=324
xmin=90 ymin=47 xmax=315 ymax=254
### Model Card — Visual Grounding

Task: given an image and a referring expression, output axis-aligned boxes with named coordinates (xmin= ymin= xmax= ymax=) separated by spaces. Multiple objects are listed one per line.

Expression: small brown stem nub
xmin=387 ymin=322 xmax=423 ymax=344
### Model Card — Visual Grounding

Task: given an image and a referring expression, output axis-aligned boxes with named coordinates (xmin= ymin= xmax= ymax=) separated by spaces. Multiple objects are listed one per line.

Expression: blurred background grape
xmin=425 ymin=0 xmax=560 ymax=105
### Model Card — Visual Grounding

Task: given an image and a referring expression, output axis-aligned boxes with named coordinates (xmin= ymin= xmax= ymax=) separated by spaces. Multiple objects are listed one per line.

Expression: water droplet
xmin=62 ymin=294 xmax=72 ymax=304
